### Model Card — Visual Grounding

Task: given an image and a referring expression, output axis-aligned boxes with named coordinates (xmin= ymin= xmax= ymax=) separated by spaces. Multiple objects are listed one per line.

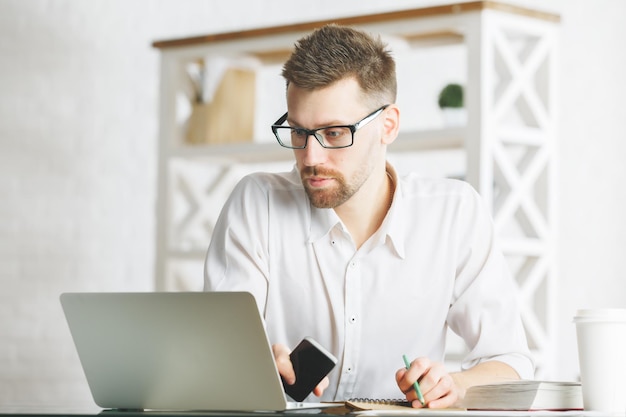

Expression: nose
xmin=299 ymin=133 xmax=328 ymax=166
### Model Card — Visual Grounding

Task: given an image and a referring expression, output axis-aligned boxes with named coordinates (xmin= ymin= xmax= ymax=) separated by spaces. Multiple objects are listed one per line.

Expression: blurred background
xmin=1 ymin=0 xmax=625 ymax=407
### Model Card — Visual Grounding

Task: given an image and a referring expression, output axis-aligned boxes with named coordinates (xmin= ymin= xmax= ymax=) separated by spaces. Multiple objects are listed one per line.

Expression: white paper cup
xmin=573 ymin=308 xmax=626 ymax=414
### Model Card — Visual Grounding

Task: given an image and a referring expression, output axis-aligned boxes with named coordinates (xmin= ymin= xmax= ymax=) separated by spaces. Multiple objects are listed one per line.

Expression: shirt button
xmin=349 ymin=315 xmax=357 ymax=324
xmin=346 ymin=367 xmax=353 ymax=373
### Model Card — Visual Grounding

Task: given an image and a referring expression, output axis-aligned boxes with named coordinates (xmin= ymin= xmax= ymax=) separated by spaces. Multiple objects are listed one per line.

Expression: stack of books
xmin=460 ymin=380 xmax=583 ymax=411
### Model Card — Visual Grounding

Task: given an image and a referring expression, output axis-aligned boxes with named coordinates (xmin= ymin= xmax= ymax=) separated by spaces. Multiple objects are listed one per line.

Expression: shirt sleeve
xmin=203 ymin=174 xmax=270 ymax=315
xmin=447 ymin=184 xmax=535 ymax=379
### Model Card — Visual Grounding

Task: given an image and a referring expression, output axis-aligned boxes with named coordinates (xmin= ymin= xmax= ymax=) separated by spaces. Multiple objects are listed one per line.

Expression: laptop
xmin=60 ymin=291 xmax=337 ymax=412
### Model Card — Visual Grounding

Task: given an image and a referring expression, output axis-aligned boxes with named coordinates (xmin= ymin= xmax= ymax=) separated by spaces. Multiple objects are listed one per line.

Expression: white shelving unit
xmin=152 ymin=1 xmax=560 ymax=377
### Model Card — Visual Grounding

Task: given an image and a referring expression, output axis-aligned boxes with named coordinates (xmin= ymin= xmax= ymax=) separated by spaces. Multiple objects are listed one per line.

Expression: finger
xmin=312 ymin=376 xmax=330 ymax=397
xmin=272 ymin=344 xmax=295 ymax=384
xmin=395 ymin=368 xmax=425 ymax=408
xmin=395 ymin=368 xmax=415 ymax=395
xmin=408 ymin=357 xmax=432 ymax=376
xmin=424 ymin=386 xmax=459 ymax=410
xmin=422 ymin=372 xmax=456 ymax=406
xmin=402 ymin=357 xmax=431 ymax=393
xmin=410 ymin=399 xmax=426 ymax=409
xmin=421 ymin=367 xmax=459 ymax=408
xmin=398 ymin=357 xmax=441 ymax=408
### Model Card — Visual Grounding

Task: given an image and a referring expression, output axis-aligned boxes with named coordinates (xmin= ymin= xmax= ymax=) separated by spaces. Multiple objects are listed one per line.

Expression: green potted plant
xmin=438 ymin=83 xmax=466 ymax=127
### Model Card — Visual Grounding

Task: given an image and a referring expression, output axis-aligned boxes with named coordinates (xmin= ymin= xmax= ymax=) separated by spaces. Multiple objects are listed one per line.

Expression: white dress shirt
xmin=204 ymin=164 xmax=534 ymax=401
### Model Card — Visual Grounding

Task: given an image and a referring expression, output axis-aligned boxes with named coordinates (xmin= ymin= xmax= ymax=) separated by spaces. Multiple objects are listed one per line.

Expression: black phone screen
xmin=282 ymin=337 xmax=338 ymax=402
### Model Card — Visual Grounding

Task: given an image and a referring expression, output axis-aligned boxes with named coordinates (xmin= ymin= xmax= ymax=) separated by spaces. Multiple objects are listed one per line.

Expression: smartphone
xmin=282 ymin=336 xmax=338 ymax=402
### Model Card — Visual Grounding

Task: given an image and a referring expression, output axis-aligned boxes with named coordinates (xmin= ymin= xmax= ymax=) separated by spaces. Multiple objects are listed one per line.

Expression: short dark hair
xmin=282 ymin=24 xmax=397 ymax=106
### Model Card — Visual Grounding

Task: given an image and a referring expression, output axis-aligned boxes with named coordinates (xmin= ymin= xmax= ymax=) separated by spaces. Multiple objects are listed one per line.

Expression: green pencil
xmin=402 ymin=354 xmax=426 ymax=406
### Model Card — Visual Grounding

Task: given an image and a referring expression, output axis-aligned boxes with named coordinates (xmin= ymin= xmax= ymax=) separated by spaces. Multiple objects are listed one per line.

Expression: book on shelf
xmin=459 ymin=380 xmax=583 ymax=411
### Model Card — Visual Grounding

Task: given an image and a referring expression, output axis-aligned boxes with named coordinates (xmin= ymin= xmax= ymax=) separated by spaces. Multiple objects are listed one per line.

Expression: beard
xmin=300 ymin=166 xmax=362 ymax=208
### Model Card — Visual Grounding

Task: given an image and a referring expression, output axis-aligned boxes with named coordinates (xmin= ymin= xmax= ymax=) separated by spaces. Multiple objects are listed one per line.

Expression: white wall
xmin=553 ymin=0 xmax=626 ymax=379
xmin=0 ymin=0 xmax=625 ymax=406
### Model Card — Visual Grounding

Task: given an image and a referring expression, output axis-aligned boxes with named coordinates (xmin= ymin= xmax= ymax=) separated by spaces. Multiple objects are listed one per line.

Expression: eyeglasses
xmin=271 ymin=104 xmax=390 ymax=149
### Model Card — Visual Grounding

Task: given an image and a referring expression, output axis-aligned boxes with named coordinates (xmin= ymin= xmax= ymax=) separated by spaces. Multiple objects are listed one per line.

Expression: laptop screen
xmin=60 ymin=292 xmax=291 ymax=411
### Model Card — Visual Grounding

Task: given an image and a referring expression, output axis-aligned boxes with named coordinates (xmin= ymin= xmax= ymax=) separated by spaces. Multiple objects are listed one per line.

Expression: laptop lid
xmin=60 ymin=291 xmax=306 ymax=412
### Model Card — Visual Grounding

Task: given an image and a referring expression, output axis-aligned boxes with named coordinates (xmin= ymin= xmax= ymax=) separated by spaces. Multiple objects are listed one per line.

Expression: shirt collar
xmin=304 ymin=162 xmax=407 ymax=259
xmin=381 ymin=163 xmax=406 ymax=259
xmin=308 ymin=205 xmax=341 ymax=243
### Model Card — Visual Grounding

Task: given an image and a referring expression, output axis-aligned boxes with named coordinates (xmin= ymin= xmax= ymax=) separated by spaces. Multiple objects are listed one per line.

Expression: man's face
xmin=286 ymin=77 xmax=386 ymax=209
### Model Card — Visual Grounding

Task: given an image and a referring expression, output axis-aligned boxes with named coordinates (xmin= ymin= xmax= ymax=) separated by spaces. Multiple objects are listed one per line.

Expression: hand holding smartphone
xmin=281 ymin=337 xmax=338 ymax=402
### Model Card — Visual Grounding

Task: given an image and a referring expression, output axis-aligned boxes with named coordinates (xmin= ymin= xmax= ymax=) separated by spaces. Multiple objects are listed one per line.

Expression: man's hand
xmin=396 ymin=357 xmax=521 ymax=408
xmin=272 ymin=343 xmax=329 ymax=397
xmin=395 ymin=357 xmax=459 ymax=408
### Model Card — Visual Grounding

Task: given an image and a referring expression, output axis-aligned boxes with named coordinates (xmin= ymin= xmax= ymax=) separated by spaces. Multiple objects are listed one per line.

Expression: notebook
xmin=60 ymin=291 xmax=336 ymax=412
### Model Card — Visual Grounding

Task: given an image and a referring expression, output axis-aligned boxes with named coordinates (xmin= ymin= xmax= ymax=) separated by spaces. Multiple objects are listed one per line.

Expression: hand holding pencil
xmin=398 ymin=355 xmax=524 ymax=409
xmin=396 ymin=354 xmax=460 ymax=409
xmin=403 ymin=354 xmax=426 ymax=406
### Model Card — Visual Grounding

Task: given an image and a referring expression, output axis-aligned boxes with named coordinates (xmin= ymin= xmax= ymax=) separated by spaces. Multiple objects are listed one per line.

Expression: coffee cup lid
xmin=573 ymin=308 xmax=626 ymax=323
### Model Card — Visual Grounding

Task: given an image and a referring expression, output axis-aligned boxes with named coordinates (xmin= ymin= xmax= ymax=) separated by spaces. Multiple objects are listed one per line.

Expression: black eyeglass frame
xmin=271 ymin=104 xmax=390 ymax=149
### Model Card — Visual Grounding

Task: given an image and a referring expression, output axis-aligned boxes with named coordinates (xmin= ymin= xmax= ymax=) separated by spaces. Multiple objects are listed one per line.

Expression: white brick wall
xmin=1 ymin=0 xmax=625 ymax=407
xmin=0 ymin=1 xmax=160 ymax=406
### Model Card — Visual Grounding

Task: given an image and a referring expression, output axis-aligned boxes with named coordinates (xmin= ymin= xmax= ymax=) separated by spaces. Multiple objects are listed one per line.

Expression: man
xmin=204 ymin=24 xmax=533 ymax=408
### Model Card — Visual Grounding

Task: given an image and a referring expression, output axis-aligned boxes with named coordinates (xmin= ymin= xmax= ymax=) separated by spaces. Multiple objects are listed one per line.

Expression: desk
xmin=0 ymin=407 xmax=294 ymax=417
xmin=0 ymin=406 xmax=287 ymax=417
xmin=0 ymin=406 xmax=600 ymax=417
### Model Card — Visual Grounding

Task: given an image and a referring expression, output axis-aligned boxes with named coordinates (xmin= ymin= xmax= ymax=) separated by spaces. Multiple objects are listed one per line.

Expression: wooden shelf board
xmin=152 ymin=1 xmax=559 ymax=49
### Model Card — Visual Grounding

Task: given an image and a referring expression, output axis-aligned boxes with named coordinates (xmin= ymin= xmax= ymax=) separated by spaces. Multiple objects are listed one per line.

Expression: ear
xmin=381 ymin=104 xmax=400 ymax=145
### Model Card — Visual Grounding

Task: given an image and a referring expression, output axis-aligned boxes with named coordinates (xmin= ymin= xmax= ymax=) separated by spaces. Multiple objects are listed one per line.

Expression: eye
xmin=321 ymin=127 xmax=350 ymax=141
xmin=325 ymin=129 xmax=343 ymax=138
xmin=292 ymin=128 xmax=308 ymax=138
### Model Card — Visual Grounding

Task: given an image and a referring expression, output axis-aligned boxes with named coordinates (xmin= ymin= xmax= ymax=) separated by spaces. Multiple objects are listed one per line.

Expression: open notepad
xmin=345 ymin=399 xmax=413 ymax=411
xmin=340 ymin=399 xmax=466 ymax=414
